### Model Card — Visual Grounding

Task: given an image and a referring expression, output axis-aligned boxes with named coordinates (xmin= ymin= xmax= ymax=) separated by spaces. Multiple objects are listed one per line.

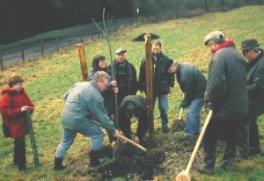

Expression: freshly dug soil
xmin=76 ymin=136 xmax=200 ymax=181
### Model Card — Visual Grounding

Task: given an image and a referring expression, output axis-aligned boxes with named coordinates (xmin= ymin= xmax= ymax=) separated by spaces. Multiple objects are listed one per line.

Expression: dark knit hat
xmin=241 ymin=39 xmax=261 ymax=50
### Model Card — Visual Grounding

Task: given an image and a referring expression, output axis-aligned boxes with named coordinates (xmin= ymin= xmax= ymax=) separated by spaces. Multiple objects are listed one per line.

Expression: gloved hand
xmin=204 ymin=101 xmax=213 ymax=113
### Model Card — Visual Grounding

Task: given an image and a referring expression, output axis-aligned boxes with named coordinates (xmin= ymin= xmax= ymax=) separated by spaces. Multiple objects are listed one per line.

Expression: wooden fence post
xmin=0 ymin=50 xmax=3 ymax=70
xmin=68 ymin=35 xmax=72 ymax=46
xmin=40 ymin=41 xmax=44 ymax=58
xmin=80 ymin=35 xmax=83 ymax=43
xmin=21 ymin=49 xmax=25 ymax=63
xmin=76 ymin=44 xmax=88 ymax=81
xmin=144 ymin=34 xmax=154 ymax=143
xmin=56 ymin=37 xmax=60 ymax=51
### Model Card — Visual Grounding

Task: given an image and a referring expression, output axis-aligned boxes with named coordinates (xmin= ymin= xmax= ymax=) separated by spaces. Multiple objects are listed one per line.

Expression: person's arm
xmin=206 ymin=57 xmax=227 ymax=109
xmin=248 ymin=65 xmax=264 ymax=96
xmin=0 ymin=95 xmax=22 ymax=118
xmin=138 ymin=59 xmax=146 ymax=92
xmin=89 ymin=97 xmax=116 ymax=135
xmin=180 ymin=70 xmax=194 ymax=108
xmin=167 ymin=59 xmax=175 ymax=88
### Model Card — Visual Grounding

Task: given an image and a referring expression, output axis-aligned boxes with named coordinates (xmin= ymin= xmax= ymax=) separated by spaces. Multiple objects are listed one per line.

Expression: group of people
xmin=0 ymin=31 xmax=264 ymax=175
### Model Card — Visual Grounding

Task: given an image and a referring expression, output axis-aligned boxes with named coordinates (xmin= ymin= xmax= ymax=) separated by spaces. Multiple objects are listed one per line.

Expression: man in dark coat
xmin=108 ymin=48 xmax=138 ymax=104
xmin=241 ymin=39 xmax=264 ymax=155
xmin=198 ymin=31 xmax=248 ymax=175
xmin=118 ymin=95 xmax=148 ymax=144
xmin=138 ymin=41 xmax=175 ymax=133
xmin=168 ymin=62 xmax=206 ymax=139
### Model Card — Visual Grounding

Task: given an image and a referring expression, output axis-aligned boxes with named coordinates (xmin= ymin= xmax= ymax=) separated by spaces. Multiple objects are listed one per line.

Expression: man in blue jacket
xmin=168 ymin=62 xmax=206 ymax=139
xmin=54 ymin=71 xmax=118 ymax=170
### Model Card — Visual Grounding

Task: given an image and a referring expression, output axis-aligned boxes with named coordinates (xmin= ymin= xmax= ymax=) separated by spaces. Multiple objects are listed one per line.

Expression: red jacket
xmin=0 ymin=87 xmax=34 ymax=138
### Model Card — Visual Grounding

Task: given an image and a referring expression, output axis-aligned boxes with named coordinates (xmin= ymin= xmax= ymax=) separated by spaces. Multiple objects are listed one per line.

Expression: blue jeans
xmin=185 ymin=97 xmax=204 ymax=138
xmin=154 ymin=94 xmax=169 ymax=127
xmin=55 ymin=125 xmax=104 ymax=158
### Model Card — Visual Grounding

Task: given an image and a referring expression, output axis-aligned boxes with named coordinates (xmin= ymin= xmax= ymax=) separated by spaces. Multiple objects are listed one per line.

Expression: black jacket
xmin=108 ymin=60 xmax=138 ymax=95
xmin=138 ymin=53 xmax=175 ymax=95
xmin=205 ymin=45 xmax=248 ymax=120
xmin=118 ymin=95 xmax=147 ymax=138
xmin=176 ymin=63 xmax=207 ymax=107
xmin=247 ymin=49 xmax=264 ymax=118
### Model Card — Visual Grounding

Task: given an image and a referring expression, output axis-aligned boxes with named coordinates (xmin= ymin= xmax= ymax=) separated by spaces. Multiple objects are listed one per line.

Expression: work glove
xmin=204 ymin=101 xmax=213 ymax=113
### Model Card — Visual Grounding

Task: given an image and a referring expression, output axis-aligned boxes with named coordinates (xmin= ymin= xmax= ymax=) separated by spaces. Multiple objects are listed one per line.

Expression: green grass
xmin=1 ymin=5 xmax=264 ymax=181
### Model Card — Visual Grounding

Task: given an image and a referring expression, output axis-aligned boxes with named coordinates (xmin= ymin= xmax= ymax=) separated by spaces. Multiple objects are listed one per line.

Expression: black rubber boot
xmin=89 ymin=150 xmax=102 ymax=167
xmin=54 ymin=157 xmax=66 ymax=170
xmin=197 ymin=153 xmax=215 ymax=175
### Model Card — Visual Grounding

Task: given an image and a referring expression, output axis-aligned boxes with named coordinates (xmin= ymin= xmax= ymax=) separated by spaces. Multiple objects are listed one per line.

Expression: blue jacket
xmin=61 ymin=81 xmax=115 ymax=134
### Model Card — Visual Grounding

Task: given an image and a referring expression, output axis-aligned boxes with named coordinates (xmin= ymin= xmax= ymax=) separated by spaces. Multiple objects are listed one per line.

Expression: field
xmin=1 ymin=5 xmax=264 ymax=181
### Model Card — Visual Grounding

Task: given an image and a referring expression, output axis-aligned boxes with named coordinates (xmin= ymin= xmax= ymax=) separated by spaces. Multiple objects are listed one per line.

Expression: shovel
xmin=178 ymin=107 xmax=183 ymax=121
xmin=175 ymin=110 xmax=213 ymax=181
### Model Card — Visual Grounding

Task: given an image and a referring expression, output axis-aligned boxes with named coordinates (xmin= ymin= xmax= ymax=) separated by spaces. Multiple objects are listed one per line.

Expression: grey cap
xmin=115 ymin=48 xmax=127 ymax=54
xmin=203 ymin=31 xmax=225 ymax=46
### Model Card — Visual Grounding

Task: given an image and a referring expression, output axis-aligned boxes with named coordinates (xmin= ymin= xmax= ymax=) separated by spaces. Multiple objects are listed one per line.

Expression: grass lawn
xmin=0 ymin=5 xmax=264 ymax=181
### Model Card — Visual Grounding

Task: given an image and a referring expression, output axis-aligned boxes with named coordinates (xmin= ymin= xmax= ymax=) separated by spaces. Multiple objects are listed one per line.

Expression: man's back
xmin=206 ymin=46 xmax=248 ymax=120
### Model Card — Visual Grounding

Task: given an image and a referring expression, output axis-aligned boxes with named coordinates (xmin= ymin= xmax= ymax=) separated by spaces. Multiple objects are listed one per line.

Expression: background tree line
xmin=0 ymin=0 xmax=263 ymax=46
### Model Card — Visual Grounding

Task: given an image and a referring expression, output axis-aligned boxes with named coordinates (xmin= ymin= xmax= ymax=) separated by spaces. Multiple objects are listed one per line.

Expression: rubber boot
xmin=89 ymin=150 xmax=102 ymax=167
xmin=54 ymin=157 xmax=66 ymax=170
xmin=197 ymin=153 xmax=215 ymax=175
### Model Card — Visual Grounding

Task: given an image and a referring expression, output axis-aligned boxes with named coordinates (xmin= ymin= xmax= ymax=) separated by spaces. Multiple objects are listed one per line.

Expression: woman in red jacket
xmin=0 ymin=75 xmax=34 ymax=172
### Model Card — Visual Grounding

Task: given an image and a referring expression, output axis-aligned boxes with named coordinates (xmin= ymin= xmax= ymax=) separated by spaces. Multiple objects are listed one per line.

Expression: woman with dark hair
xmin=88 ymin=55 xmax=118 ymax=145
xmin=0 ymin=75 xmax=34 ymax=172
xmin=88 ymin=55 xmax=117 ymax=115
xmin=89 ymin=55 xmax=110 ymax=79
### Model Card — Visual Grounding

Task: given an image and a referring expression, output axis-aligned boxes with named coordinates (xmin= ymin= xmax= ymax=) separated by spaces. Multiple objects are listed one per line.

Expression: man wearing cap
xmin=138 ymin=40 xmax=175 ymax=133
xmin=54 ymin=71 xmax=119 ymax=170
xmin=241 ymin=39 xmax=264 ymax=156
xmin=168 ymin=62 xmax=207 ymax=139
xmin=118 ymin=95 xmax=148 ymax=144
xmin=198 ymin=31 xmax=248 ymax=175
xmin=108 ymin=48 xmax=138 ymax=104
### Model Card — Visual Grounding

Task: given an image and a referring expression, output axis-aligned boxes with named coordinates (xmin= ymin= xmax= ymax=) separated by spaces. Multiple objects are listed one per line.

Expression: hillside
xmin=0 ymin=5 xmax=264 ymax=181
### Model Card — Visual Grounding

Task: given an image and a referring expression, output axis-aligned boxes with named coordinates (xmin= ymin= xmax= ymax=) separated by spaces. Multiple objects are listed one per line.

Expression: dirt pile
xmin=84 ymin=136 xmax=198 ymax=180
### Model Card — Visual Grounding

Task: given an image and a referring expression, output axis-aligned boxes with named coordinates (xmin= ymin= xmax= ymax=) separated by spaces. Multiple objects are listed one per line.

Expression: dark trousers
xmin=203 ymin=116 xmax=248 ymax=168
xmin=119 ymin=114 xmax=148 ymax=140
xmin=248 ymin=116 xmax=260 ymax=153
xmin=14 ymin=136 xmax=26 ymax=170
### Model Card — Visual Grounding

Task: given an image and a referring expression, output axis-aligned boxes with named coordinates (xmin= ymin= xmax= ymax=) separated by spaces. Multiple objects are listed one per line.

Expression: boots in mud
xmin=197 ymin=153 xmax=215 ymax=175
xmin=89 ymin=149 xmax=103 ymax=167
xmin=54 ymin=157 xmax=66 ymax=170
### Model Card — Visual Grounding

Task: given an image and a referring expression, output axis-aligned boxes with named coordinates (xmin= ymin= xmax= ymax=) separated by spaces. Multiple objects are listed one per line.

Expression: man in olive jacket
xmin=168 ymin=62 xmax=206 ymax=139
xmin=54 ymin=71 xmax=118 ymax=170
xmin=138 ymin=41 xmax=175 ymax=133
xmin=118 ymin=95 xmax=148 ymax=144
xmin=241 ymin=39 xmax=264 ymax=155
xmin=198 ymin=31 xmax=248 ymax=175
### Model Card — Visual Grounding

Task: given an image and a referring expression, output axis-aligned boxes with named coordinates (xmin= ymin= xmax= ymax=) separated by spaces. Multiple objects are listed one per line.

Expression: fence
xmin=0 ymin=20 xmax=135 ymax=70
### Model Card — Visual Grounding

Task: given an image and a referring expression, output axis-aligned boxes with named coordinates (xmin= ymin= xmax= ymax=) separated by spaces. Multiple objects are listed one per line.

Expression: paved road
xmin=0 ymin=17 xmax=137 ymax=69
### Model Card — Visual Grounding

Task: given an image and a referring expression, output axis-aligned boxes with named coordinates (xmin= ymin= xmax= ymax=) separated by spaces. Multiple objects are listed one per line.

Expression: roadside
xmin=0 ymin=17 xmax=137 ymax=69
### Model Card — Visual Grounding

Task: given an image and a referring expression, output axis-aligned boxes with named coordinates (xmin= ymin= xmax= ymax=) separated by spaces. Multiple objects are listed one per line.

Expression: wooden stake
xmin=76 ymin=44 xmax=88 ymax=81
xmin=144 ymin=34 xmax=154 ymax=143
